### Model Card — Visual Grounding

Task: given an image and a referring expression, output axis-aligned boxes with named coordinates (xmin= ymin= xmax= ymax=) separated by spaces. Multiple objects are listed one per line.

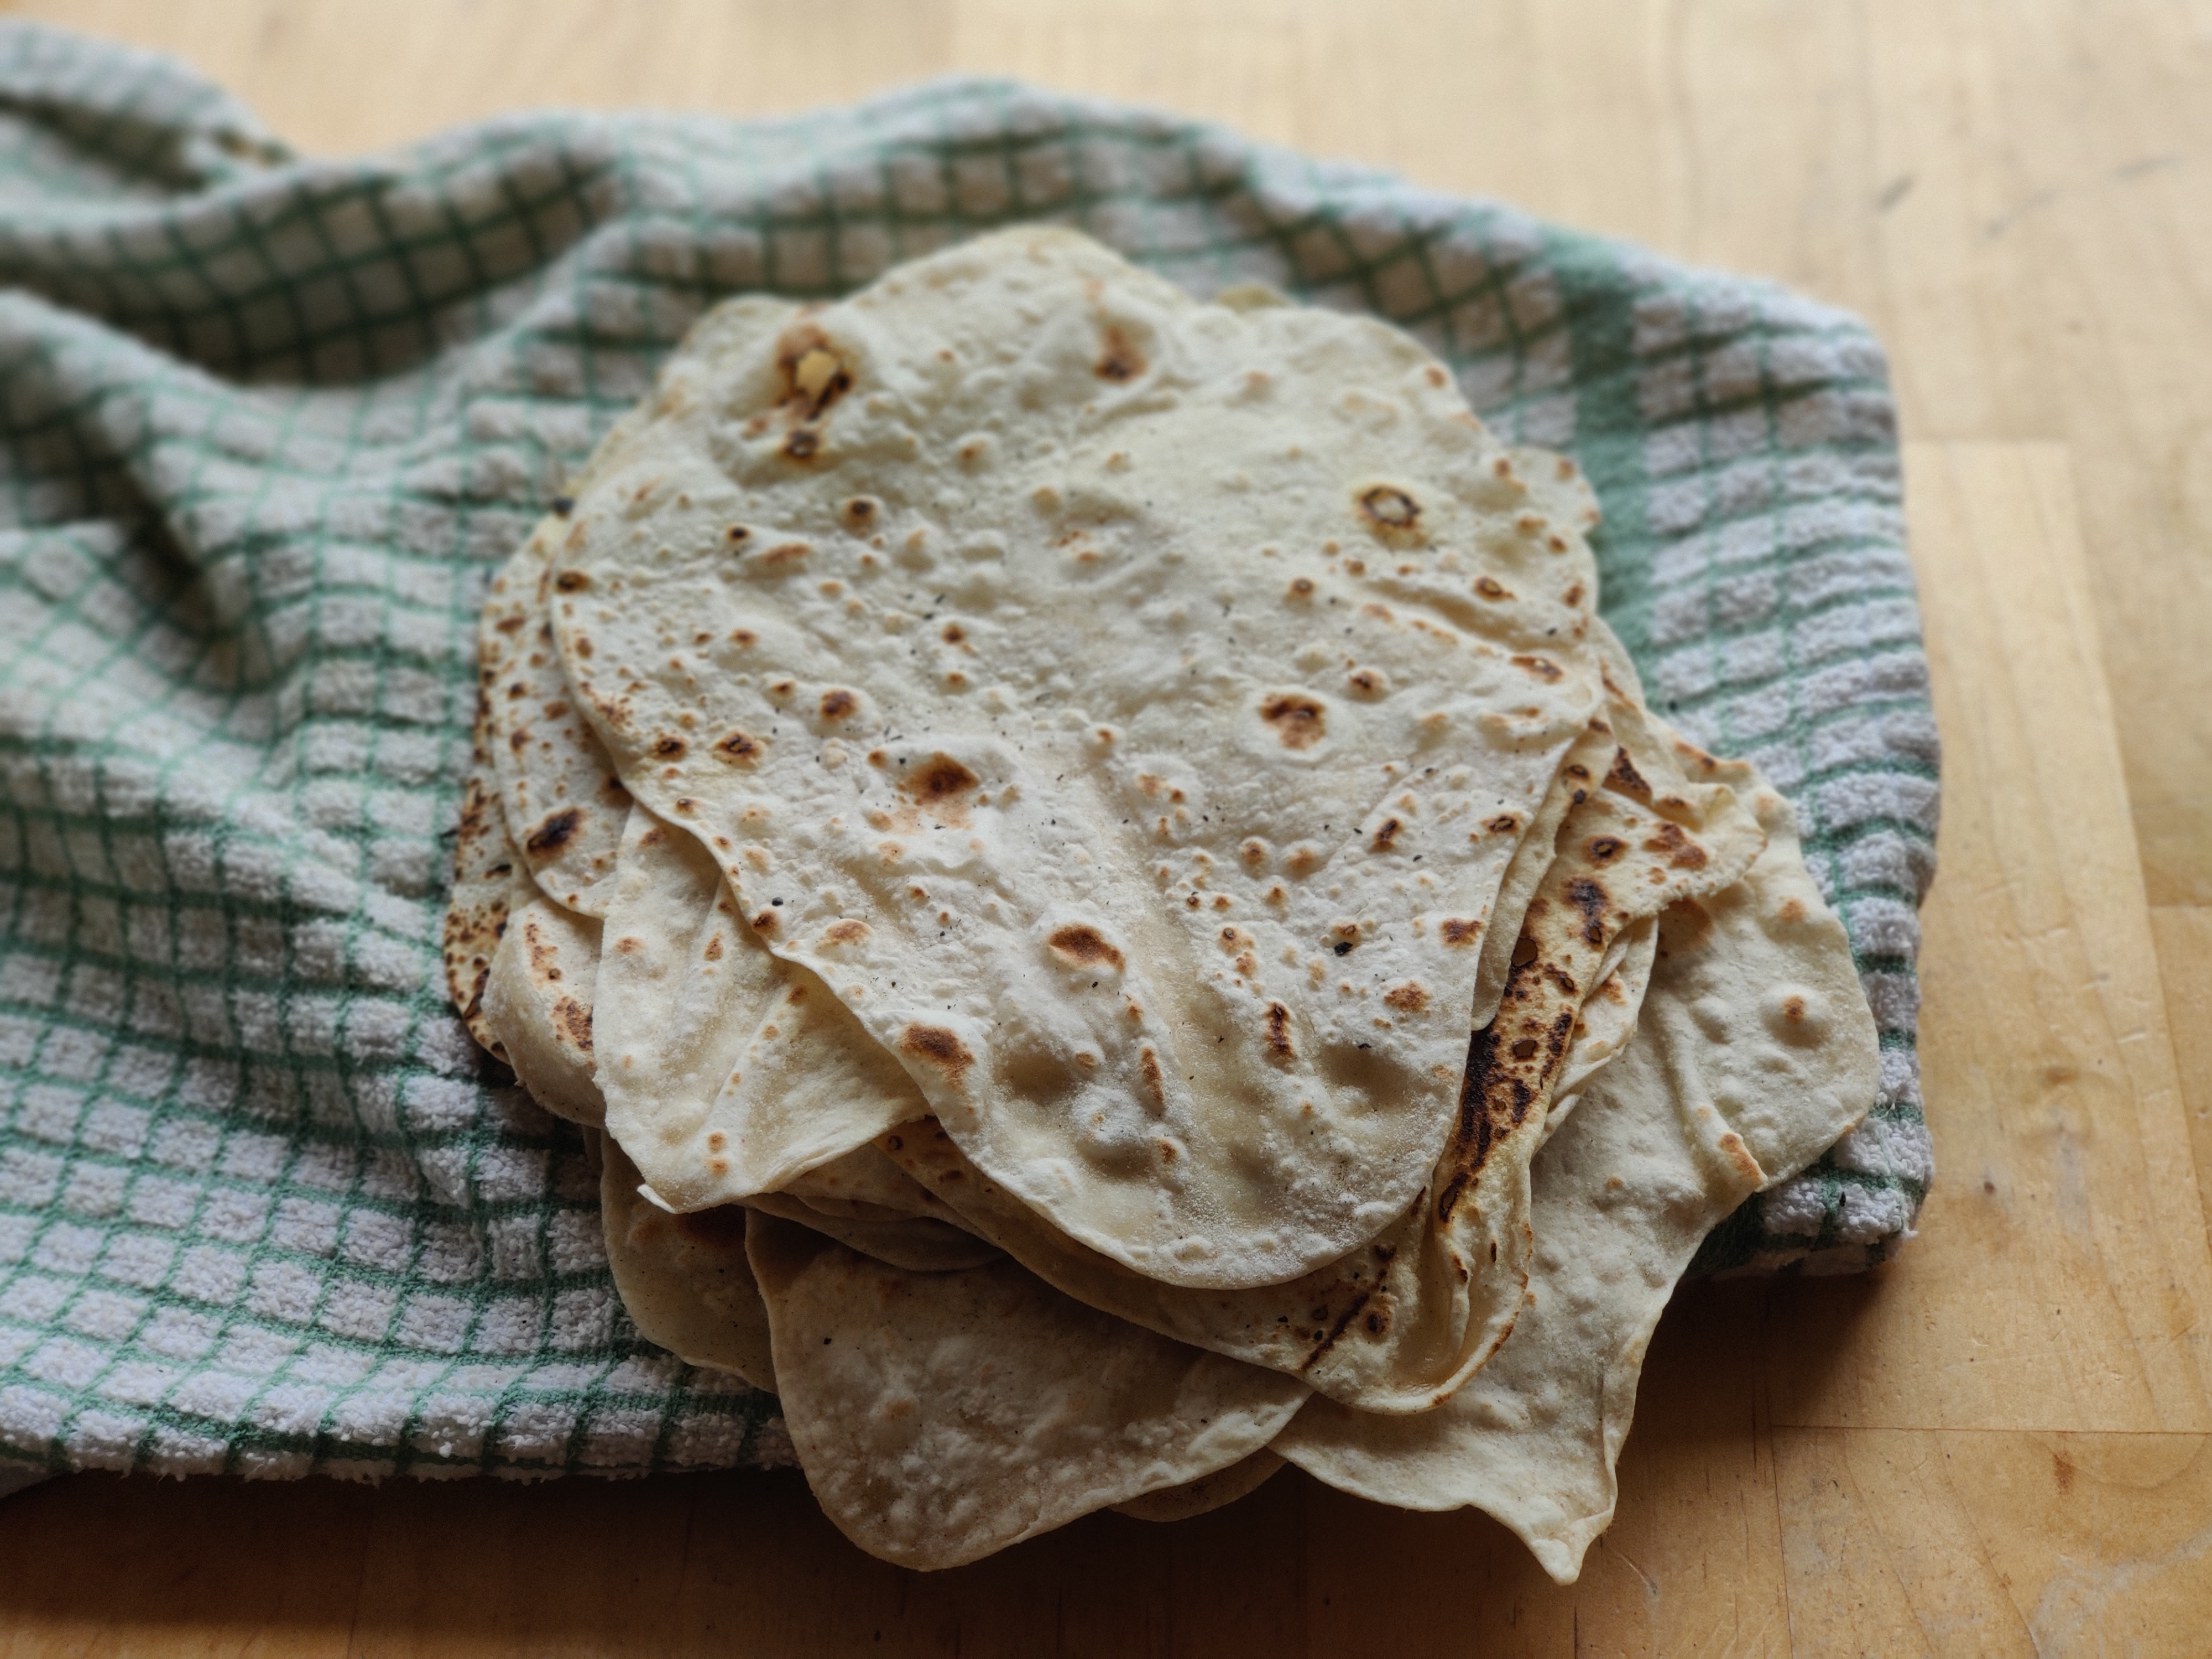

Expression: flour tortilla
xmin=598 ymin=1133 xmax=776 ymax=1390
xmin=744 ymin=1188 xmax=1002 ymax=1272
xmin=878 ymin=709 xmax=1764 ymax=1412
xmin=551 ymin=226 xmax=1608 ymax=1288
xmin=478 ymin=520 xmax=631 ymax=918
xmin=476 ymin=297 xmax=804 ymax=919
xmin=592 ymin=805 xmax=924 ymax=1208
xmin=1276 ymin=782 xmax=1879 ymax=1582
xmin=1545 ymin=912 xmax=1657 ymax=1144
xmin=778 ymin=1139 xmax=951 ymax=1220
xmin=745 ymin=1209 xmax=1310 ymax=1570
xmin=482 ymin=892 xmax=604 ymax=1125
xmin=442 ymin=696 xmax=526 ymax=1062
xmin=1112 ymin=1447 xmax=1286 ymax=1522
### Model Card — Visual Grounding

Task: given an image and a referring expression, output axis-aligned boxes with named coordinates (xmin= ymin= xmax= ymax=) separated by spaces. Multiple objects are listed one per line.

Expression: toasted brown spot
xmin=1605 ymin=748 xmax=1653 ymax=801
xmin=940 ymin=622 xmax=966 ymax=644
xmin=902 ymin=753 xmax=979 ymax=805
xmin=1565 ymin=876 xmax=1610 ymax=945
xmin=553 ymin=570 xmax=588 ymax=592
xmin=714 ymin=730 xmax=763 ymax=764
xmin=1139 ymin=1045 xmax=1165 ymax=1104
xmin=1486 ymin=813 xmax=1521 ymax=834
xmin=1642 ymin=821 xmax=1709 ymax=869
xmin=1288 ymin=576 xmax=1315 ymax=598
xmin=1347 ymin=667 xmax=1385 ymax=697
xmin=1357 ymin=485 xmax=1421 ymax=534
xmin=1510 ymin=1036 xmax=1538 ymax=1061
xmin=1563 ymin=582 xmax=1585 ymax=606
xmin=1585 ymin=834 xmax=1626 ymax=865
xmin=1240 ymin=838 xmax=1268 ymax=866
xmin=820 ymin=688 xmax=857 ymax=721
xmin=703 ymin=935 xmax=723 ymax=961
xmin=1047 ymin=924 xmax=1123 ymax=970
xmin=1511 ymin=933 xmax=1538 ymax=967
xmin=1264 ymin=1001 xmax=1293 ymax=1058
xmin=651 ymin=735 xmax=687 ymax=760
xmin=1095 ymin=324 xmax=1145 ymax=382
xmin=552 ymin=996 xmax=593 ymax=1052
xmin=1510 ymin=654 xmax=1563 ymax=681
xmin=1474 ymin=576 xmax=1510 ymax=600
xmin=1260 ymin=692 xmax=1326 ymax=749
xmin=1439 ymin=917 xmax=1481 ymax=946
xmin=899 ymin=1023 xmax=974 ymax=1083
xmin=1384 ymin=981 xmax=1429 ymax=1011
xmin=524 ymin=808 xmax=582 ymax=855
xmin=822 ymin=918 xmax=869 ymax=945
xmin=1370 ymin=817 xmax=1402 ymax=852
xmin=841 ymin=496 xmax=879 ymax=529
xmin=1718 ymin=1131 xmax=1762 ymax=1182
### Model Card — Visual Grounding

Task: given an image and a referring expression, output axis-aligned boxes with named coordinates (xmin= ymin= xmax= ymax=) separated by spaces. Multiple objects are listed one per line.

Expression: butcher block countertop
xmin=2 ymin=2 xmax=2208 ymax=1652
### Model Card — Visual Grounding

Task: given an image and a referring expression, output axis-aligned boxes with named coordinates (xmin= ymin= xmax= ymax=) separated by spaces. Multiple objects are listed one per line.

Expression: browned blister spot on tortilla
xmin=1356 ymin=485 xmax=1421 ymax=542
xmin=896 ymin=753 xmax=979 ymax=825
xmin=1718 ymin=1131 xmax=1762 ymax=1183
xmin=1585 ymin=834 xmax=1625 ymax=865
xmin=1438 ymin=917 xmax=1480 ymax=946
xmin=651 ymin=735 xmax=687 ymax=760
xmin=524 ymin=807 xmax=582 ymax=856
xmin=1264 ymin=1001 xmax=1293 ymax=1058
xmin=1564 ymin=875 xmax=1611 ymax=946
xmin=1138 ymin=1045 xmax=1166 ymax=1105
xmin=1510 ymin=654 xmax=1563 ymax=681
xmin=822 ymin=918 xmax=869 ymax=945
xmin=1046 ymin=923 xmax=1123 ymax=971
xmin=1094 ymin=323 xmax=1145 ymax=382
xmin=819 ymin=687 xmax=857 ymax=721
xmin=1383 ymin=981 xmax=1429 ymax=1011
xmin=1606 ymin=745 xmax=1653 ymax=801
xmin=1370 ymin=816 xmax=1401 ymax=852
xmin=552 ymin=995 xmax=593 ymax=1053
xmin=1642 ymin=820 xmax=1708 ymax=869
xmin=751 ymin=909 xmax=779 ymax=935
xmin=553 ymin=570 xmax=588 ymax=592
xmin=714 ymin=730 xmax=763 ymax=764
xmin=1260 ymin=692 xmax=1326 ymax=749
xmin=1485 ymin=812 xmax=1520 ymax=834
xmin=899 ymin=1023 xmax=975 ymax=1085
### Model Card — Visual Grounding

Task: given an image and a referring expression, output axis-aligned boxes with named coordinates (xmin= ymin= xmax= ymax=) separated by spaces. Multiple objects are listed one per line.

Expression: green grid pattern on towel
xmin=0 ymin=20 xmax=1935 ymax=1481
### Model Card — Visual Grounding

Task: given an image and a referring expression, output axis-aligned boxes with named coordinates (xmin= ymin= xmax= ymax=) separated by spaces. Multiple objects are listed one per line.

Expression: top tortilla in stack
xmin=546 ymin=227 xmax=1611 ymax=1293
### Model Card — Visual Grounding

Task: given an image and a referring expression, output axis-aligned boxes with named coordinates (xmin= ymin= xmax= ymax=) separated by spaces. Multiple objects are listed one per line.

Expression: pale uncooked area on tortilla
xmin=599 ymin=1134 xmax=776 ymax=1390
xmin=483 ymin=893 xmax=604 ymax=1125
xmin=592 ymin=805 xmax=924 ymax=1208
xmin=551 ymin=226 xmax=1611 ymax=1289
xmin=1275 ymin=791 xmax=1877 ymax=1582
xmin=745 ymin=1209 xmax=1310 ymax=1571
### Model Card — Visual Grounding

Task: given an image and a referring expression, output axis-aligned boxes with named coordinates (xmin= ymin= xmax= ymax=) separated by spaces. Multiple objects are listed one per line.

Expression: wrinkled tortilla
xmin=598 ymin=1133 xmax=776 ymax=1390
xmin=592 ymin=805 xmax=922 ymax=1206
xmin=442 ymin=693 xmax=526 ymax=1061
xmin=1276 ymin=782 xmax=1878 ymax=1582
xmin=746 ymin=1210 xmax=1310 ymax=1570
xmin=744 ymin=1188 xmax=1002 ymax=1272
xmin=552 ymin=226 xmax=1610 ymax=1288
xmin=483 ymin=891 xmax=604 ymax=1125
xmin=1112 ymin=1447 xmax=1286 ymax=1522
xmin=879 ymin=695 xmax=1764 ymax=1411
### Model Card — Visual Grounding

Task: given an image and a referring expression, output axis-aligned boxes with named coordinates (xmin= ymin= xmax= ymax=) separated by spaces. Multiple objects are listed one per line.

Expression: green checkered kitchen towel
xmin=0 ymin=20 xmax=1935 ymax=1484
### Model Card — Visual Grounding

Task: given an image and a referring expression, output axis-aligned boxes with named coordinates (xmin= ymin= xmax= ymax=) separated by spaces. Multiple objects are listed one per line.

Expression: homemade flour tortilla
xmin=743 ymin=1188 xmax=1001 ymax=1272
xmin=442 ymin=703 xmax=526 ymax=1062
xmin=1112 ymin=1448 xmax=1286 ymax=1522
xmin=745 ymin=1210 xmax=1310 ymax=1570
xmin=477 ymin=520 xmax=632 ymax=919
xmin=1276 ymin=787 xmax=1878 ymax=1582
xmin=1545 ymin=914 xmax=1657 ymax=1142
xmin=551 ymin=227 xmax=1610 ymax=1289
xmin=592 ymin=806 xmax=923 ymax=1207
xmin=482 ymin=893 xmax=604 ymax=1125
xmin=881 ymin=723 xmax=1764 ymax=1412
xmin=599 ymin=1134 xmax=776 ymax=1389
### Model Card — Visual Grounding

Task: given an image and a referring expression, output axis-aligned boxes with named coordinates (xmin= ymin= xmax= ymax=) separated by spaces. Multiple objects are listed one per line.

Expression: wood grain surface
xmin=1 ymin=2 xmax=2206 ymax=1653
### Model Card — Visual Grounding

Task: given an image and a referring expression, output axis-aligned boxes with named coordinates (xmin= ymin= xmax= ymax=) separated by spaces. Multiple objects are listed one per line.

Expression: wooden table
xmin=3 ymin=2 xmax=2207 ymax=1652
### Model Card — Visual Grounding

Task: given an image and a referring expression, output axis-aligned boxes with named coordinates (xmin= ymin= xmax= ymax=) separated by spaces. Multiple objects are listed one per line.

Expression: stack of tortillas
xmin=442 ymin=227 xmax=1879 ymax=1579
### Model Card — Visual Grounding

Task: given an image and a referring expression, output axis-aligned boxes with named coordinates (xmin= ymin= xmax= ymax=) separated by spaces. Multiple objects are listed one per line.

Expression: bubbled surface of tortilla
xmin=551 ymin=227 xmax=1610 ymax=1289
